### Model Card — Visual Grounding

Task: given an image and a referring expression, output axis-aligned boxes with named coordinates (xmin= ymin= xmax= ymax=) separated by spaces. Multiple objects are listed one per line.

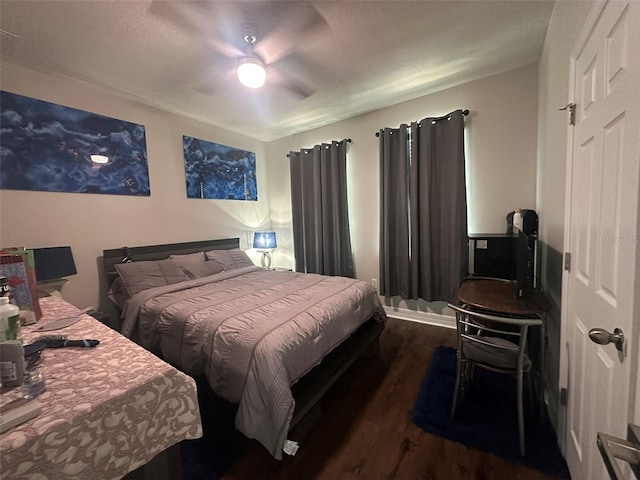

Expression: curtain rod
xmin=375 ymin=109 xmax=469 ymax=137
xmin=286 ymin=138 xmax=351 ymax=157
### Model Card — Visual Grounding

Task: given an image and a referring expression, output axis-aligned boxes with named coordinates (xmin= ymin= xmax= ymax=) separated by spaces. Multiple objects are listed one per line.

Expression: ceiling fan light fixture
xmin=237 ymin=57 xmax=266 ymax=89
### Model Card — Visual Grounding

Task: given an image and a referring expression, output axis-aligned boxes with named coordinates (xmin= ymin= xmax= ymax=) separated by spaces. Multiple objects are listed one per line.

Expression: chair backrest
xmin=447 ymin=303 xmax=543 ymax=373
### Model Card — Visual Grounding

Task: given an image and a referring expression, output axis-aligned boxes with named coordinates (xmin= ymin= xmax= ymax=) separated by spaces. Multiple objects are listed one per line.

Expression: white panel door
xmin=563 ymin=1 xmax=640 ymax=479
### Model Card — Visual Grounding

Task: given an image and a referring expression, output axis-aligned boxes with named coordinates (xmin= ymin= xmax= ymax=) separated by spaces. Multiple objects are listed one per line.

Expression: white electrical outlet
xmin=371 ymin=278 xmax=378 ymax=288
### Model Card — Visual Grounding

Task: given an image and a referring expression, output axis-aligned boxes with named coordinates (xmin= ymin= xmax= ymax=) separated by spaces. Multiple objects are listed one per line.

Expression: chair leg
xmin=450 ymin=356 xmax=463 ymax=419
xmin=517 ymin=372 xmax=526 ymax=456
xmin=524 ymin=370 xmax=536 ymax=421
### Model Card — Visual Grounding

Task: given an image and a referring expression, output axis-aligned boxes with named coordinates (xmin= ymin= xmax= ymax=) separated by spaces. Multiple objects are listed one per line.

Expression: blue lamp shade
xmin=253 ymin=231 xmax=277 ymax=250
xmin=253 ymin=231 xmax=277 ymax=269
xmin=32 ymin=246 xmax=77 ymax=282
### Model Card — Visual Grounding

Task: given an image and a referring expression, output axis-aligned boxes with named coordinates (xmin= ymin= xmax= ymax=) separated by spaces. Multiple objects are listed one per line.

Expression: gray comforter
xmin=120 ymin=266 xmax=386 ymax=459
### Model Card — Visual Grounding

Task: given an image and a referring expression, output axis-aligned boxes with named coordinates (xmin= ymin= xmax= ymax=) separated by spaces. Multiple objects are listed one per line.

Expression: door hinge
xmin=560 ymin=387 xmax=568 ymax=406
xmin=559 ymin=103 xmax=576 ymax=126
xmin=564 ymin=252 xmax=571 ymax=272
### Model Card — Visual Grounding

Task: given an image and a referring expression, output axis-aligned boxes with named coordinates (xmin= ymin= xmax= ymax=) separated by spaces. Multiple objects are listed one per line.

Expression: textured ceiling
xmin=0 ymin=1 xmax=554 ymax=141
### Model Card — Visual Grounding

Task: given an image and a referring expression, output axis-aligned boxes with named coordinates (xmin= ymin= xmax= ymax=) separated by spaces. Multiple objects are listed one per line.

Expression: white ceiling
xmin=0 ymin=0 xmax=554 ymax=142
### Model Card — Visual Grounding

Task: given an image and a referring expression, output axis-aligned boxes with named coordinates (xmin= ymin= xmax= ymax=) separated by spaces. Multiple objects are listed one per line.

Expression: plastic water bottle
xmin=0 ymin=296 xmax=20 ymax=343
xmin=513 ymin=209 xmax=523 ymax=232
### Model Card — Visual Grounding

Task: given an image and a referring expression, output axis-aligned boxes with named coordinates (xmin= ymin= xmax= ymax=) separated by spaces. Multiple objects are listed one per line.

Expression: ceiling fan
xmin=148 ymin=1 xmax=328 ymax=99
xmin=236 ymin=24 xmax=267 ymax=89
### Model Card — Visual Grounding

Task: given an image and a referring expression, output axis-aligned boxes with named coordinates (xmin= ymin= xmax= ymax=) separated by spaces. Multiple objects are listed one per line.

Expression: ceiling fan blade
xmin=209 ymin=38 xmax=244 ymax=59
xmin=268 ymin=68 xmax=316 ymax=100
xmin=253 ymin=3 xmax=330 ymax=65
xmin=192 ymin=66 xmax=237 ymax=97
xmin=268 ymin=50 xmax=330 ymax=97
xmin=281 ymin=79 xmax=316 ymax=100
xmin=149 ymin=1 xmax=246 ymax=72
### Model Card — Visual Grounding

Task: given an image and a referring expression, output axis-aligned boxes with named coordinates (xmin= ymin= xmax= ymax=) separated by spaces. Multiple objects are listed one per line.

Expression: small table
xmin=0 ymin=296 xmax=203 ymax=480
xmin=456 ymin=277 xmax=551 ymax=418
xmin=457 ymin=277 xmax=551 ymax=316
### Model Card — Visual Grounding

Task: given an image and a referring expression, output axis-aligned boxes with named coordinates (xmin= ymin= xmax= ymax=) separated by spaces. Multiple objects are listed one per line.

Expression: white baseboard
xmin=383 ymin=306 xmax=456 ymax=329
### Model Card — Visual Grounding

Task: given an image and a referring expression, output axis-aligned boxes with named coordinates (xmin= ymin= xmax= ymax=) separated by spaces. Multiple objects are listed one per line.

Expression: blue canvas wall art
xmin=183 ymin=136 xmax=257 ymax=201
xmin=0 ymin=91 xmax=150 ymax=196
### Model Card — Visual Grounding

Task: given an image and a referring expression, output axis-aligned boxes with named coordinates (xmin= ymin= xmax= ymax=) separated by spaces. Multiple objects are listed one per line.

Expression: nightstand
xmin=271 ymin=267 xmax=293 ymax=272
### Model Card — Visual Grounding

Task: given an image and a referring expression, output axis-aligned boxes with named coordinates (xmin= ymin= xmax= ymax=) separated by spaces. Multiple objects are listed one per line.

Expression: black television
xmin=516 ymin=230 xmax=536 ymax=299
xmin=32 ymin=246 xmax=77 ymax=282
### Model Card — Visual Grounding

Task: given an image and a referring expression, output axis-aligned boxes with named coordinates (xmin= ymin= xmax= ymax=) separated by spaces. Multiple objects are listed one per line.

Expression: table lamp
xmin=253 ymin=231 xmax=277 ymax=269
xmin=32 ymin=246 xmax=77 ymax=298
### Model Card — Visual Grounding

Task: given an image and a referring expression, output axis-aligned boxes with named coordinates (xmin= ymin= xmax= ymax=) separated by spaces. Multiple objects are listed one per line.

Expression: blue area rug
xmin=411 ymin=346 xmax=570 ymax=478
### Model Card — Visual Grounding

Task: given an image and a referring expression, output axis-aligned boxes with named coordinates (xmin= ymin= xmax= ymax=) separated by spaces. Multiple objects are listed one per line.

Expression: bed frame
xmin=102 ymin=238 xmax=384 ymax=443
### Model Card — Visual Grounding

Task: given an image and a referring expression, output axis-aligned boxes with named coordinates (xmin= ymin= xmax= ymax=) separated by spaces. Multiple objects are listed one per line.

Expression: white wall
xmin=536 ymin=0 xmax=594 ymax=432
xmin=0 ymin=61 xmax=269 ymax=314
xmin=267 ymin=64 xmax=539 ymax=311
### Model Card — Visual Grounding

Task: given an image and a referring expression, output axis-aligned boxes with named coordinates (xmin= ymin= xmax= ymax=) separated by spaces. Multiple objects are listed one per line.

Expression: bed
xmin=102 ymin=238 xmax=386 ymax=460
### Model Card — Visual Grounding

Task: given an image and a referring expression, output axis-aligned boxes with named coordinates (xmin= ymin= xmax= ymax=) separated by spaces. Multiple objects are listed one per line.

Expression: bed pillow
xmin=205 ymin=249 xmax=255 ymax=270
xmin=107 ymin=277 xmax=127 ymax=309
xmin=115 ymin=259 xmax=190 ymax=297
xmin=182 ymin=260 xmax=225 ymax=279
xmin=169 ymin=251 xmax=206 ymax=270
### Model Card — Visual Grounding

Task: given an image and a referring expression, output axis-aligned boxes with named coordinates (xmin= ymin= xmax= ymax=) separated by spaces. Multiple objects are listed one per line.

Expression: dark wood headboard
xmin=102 ymin=237 xmax=240 ymax=286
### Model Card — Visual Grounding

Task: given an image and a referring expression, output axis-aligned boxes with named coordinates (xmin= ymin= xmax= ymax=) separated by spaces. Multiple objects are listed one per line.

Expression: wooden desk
xmin=0 ymin=296 xmax=203 ymax=479
xmin=456 ymin=277 xmax=550 ymax=418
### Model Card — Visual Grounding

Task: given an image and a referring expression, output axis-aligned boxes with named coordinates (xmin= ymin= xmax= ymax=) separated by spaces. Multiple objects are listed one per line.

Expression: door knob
xmin=589 ymin=327 xmax=625 ymax=352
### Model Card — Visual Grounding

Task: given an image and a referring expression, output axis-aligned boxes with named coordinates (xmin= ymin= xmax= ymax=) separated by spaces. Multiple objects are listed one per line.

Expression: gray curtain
xmin=379 ymin=125 xmax=411 ymax=296
xmin=289 ymin=140 xmax=354 ymax=277
xmin=379 ymin=109 xmax=467 ymax=302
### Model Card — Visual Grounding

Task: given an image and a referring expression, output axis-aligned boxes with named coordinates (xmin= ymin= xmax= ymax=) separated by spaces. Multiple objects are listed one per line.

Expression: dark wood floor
xmin=223 ymin=318 xmax=566 ymax=480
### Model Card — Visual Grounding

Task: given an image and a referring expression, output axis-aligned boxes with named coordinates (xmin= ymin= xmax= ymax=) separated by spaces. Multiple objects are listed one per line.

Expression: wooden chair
xmin=448 ymin=303 xmax=542 ymax=456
